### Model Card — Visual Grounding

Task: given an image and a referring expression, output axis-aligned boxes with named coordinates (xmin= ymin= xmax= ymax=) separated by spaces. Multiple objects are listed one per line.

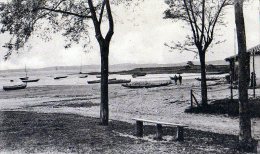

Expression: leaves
xmin=164 ymin=0 xmax=233 ymax=55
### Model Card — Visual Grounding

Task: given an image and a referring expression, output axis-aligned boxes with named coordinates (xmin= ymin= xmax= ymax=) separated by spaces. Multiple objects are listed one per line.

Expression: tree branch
xmin=37 ymin=7 xmax=92 ymax=19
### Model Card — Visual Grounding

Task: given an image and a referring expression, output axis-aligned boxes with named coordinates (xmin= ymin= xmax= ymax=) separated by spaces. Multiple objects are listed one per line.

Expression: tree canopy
xmin=164 ymin=0 xmax=233 ymax=55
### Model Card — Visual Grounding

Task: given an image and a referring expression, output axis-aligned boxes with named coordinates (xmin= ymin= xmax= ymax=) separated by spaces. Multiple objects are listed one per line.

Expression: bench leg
xmin=176 ymin=126 xmax=184 ymax=141
xmin=155 ymin=124 xmax=163 ymax=140
xmin=136 ymin=121 xmax=143 ymax=137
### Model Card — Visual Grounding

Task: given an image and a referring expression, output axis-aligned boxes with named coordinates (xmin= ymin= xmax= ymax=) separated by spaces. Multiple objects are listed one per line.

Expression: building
xmin=225 ymin=44 xmax=260 ymax=86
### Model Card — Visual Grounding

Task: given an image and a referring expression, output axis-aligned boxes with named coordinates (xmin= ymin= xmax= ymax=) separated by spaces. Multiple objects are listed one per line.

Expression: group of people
xmin=172 ymin=74 xmax=182 ymax=85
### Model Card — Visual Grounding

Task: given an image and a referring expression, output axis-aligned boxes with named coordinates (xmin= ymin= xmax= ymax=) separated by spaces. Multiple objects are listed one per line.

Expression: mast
xmin=25 ymin=65 xmax=27 ymax=78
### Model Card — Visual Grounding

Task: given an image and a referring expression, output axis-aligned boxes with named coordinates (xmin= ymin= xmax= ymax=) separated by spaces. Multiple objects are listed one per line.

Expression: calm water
xmin=0 ymin=68 xmax=228 ymax=88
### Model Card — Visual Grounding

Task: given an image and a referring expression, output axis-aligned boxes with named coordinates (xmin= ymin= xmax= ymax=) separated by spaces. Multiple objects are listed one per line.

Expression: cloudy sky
xmin=0 ymin=0 xmax=259 ymax=70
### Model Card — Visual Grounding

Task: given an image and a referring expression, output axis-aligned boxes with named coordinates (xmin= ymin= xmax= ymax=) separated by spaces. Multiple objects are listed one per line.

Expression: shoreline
xmin=0 ymin=83 xmax=259 ymax=139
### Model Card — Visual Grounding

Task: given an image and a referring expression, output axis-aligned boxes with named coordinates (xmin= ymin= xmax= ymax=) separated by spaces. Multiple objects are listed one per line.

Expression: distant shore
xmin=89 ymin=64 xmax=230 ymax=75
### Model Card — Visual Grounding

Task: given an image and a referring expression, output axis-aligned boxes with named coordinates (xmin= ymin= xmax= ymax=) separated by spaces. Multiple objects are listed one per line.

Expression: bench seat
xmin=133 ymin=118 xmax=188 ymax=141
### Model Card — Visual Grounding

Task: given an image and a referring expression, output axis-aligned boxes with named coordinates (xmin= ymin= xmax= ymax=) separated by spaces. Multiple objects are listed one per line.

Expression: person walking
xmin=178 ymin=74 xmax=182 ymax=85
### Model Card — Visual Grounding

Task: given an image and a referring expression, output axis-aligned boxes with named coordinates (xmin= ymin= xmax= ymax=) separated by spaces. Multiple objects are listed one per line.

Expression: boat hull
xmin=22 ymin=79 xmax=40 ymax=83
xmin=3 ymin=84 xmax=27 ymax=91
xmin=122 ymin=81 xmax=171 ymax=89
xmin=54 ymin=76 xmax=68 ymax=80
xmin=195 ymin=78 xmax=220 ymax=81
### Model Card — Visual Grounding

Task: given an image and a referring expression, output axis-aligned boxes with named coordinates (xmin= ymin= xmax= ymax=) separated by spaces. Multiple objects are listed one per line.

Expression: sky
xmin=0 ymin=0 xmax=259 ymax=70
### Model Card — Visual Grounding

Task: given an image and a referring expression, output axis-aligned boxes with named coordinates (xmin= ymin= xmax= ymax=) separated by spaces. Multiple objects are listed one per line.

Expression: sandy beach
xmin=0 ymin=76 xmax=259 ymax=153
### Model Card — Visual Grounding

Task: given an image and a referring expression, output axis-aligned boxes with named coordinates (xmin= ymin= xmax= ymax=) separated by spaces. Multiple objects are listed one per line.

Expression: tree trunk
xmin=199 ymin=52 xmax=208 ymax=106
xmin=100 ymin=44 xmax=109 ymax=126
xmin=234 ymin=0 xmax=253 ymax=151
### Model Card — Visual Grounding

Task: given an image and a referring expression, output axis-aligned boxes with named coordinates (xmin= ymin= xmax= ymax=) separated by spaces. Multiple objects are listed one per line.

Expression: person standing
xmin=173 ymin=75 xmax=178 ymax=85
xmin=178 ymin=74 xmax=182 ymax=85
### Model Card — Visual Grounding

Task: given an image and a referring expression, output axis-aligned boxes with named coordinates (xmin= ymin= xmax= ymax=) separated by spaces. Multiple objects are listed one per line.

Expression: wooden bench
xmin=133 ymin=118 xmax=188 ymax=141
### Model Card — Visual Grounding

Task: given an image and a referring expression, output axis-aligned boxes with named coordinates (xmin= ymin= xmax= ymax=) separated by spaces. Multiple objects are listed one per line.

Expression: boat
xmin=19 ymin=65 xmax=40 ymax=82
xmin=132 ymin=72 xmax=147 ymax=78
xmin=20 ymin=77 xmax=29 ymax=80
xmin=87 ymin=78 xmax=130 ymax=84
xmin=54 ymin=76 xmax=68 ymax=80
xmin=88 ymin=78 xmax=116 ymax=84
xmin=108 ymin=79 xmax=131 ymax=84
xmin=122 ymin=81 xmax=172 ymax=89
xmin=195 ymin=77 xmax=221 ymax=81
xmin=79 ymin=74 xmax=88 ymax=78
xmin=20 ymin=65 xmax=28 ymax=80
xmin=3 ymin=84 xmax=27 ymax=91
xmin=22 ymin=79 xmax=40 ymax=83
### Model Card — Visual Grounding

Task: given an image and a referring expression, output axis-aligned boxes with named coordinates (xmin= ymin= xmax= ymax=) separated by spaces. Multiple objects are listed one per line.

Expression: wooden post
xmin=176 ymin=126 xmax=184 ymax=141
xmin=156 ymin=124 xmax=163 ymax=140
xmin=190 ymin=89 xmax=193 ymax=108
xmin=136 ymin=121 xmax=143 ymax=137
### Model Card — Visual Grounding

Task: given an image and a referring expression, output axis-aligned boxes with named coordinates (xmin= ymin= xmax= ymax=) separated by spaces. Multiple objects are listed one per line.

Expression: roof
xmin=225 ymin=44 xmax=260 ymax=61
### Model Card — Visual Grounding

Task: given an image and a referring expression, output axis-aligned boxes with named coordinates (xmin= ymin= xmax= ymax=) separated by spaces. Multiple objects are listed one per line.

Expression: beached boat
xmin=22 ymin=79 xmax=40 ymax=83
xmin=79 ymin=74 xmax=88 ymax=78
xmin=88 ymin=78 xmax=130 ymax=84
xmin=132 ymin=72 xmax=147 ymax=78
xmin=195 ymin=77 xmax=221 ymax=81
xmin=54 ymin=76 xmax=68 ymax=80
xmin=122 ymin=81 xmax=171 ymax=89
xmin=20 ymin=77 xmax=29 ymax=80
xmin=108 ymin=79 xmax=131 ymax=84
xmin=3 ymin=84 xmax=27 ymax=91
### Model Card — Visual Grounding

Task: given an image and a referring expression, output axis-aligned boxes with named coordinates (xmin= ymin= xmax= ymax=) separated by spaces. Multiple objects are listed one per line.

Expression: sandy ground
xmin=0 ymin=111 xmax=244 ymax=154
xmin=0 ymin=78 xmax=259 ymax=140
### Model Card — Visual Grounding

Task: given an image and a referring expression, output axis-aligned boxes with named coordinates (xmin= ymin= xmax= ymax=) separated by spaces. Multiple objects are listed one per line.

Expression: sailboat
xmin=19 ymin=65 xmax=29 ymax=80
xmin=54 ymin=66 xmax=68 ymax=80
xmin=20 ymin=65 xmax=40 ymax=83
xmin=78 ymin=56 xmax=88 ymax=78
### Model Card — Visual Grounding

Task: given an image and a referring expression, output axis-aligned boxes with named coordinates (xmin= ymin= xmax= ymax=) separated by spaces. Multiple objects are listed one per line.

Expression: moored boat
xmin=195 ymin=77 xmax=221 ymax=81
xmin=122 ymin=81 xmax=171 ymax=88
xmin=3 ymin=84 xmax=27 ymax=91
xmin=87 ymin=78 xmax=130 ymax=84
xmin=20 ymin=77 xmax=29 ymax=80
xmin=79 ymin=74 xmax=88 ymax=78
xmin=54 ymin=76 xmax=68 ymax=80
xmin=22 ymin=79 xmax=40 ymax=83
xmin=132 ymin=72 xmax=147 ymax=78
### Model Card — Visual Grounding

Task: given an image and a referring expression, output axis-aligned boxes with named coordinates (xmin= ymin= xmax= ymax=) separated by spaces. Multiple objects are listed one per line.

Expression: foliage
xmin=164 ymin=0 xmax=233 ymax=55
xmin=0 ymin=0 xmax=141 ymax=59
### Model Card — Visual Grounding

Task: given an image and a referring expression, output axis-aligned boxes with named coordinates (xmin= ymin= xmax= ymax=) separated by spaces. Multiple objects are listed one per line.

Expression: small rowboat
xmin=195 ymin=77 xmax=220 ymax=81
xmin=54 ymin=76 xmax=68 ymax=80
xmin=88 ymin=78 xmax=131 ymax=84
xmin=3 ymin=84 xmax=27 ymax=91
xmin=22 ymin=79 xmax=40 ymax=83
xmin=20 ymin=77 xmax=29 ymax=80
xmin=132 ymin=73 xmax=147 ymax=78
xmin=79 ymin=75 xmax=88 ymax=78
xmin=122 ymin=81 xmax=171 ymax=89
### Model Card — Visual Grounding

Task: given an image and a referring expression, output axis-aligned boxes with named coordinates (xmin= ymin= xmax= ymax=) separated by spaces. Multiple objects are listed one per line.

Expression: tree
xmin=0 ymin=0 xmax=134 ymax=125
xmin=187 ymin=61 xmax=194 ymax=66
xmin=234 ymin=0 xmax=254 ymax=151
xmin=164 ymin=0 xmax=232 ymax=106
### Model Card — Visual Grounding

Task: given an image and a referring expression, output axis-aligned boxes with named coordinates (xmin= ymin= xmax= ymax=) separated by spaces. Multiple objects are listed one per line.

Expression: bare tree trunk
xmin=234 ymin=0 xmax=254 ymax=151
xmin=199 ymin=52 xmax=208 ymax=106
xmin=100 ymin=43 xmax=109 ymax=125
